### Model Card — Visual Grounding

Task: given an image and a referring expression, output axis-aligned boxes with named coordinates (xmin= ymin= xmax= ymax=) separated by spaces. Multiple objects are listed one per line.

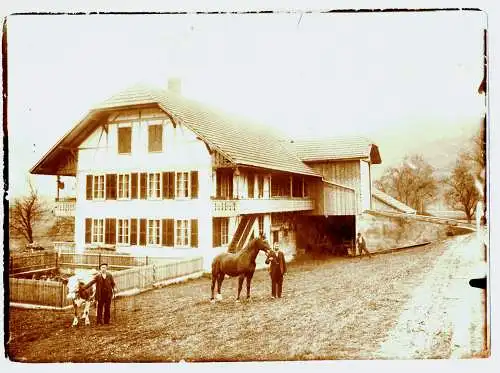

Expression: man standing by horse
xmin=84 ymin=263 xmax=117 ymax=325
xmin=266 ymin=241 xmax=287 ymax=298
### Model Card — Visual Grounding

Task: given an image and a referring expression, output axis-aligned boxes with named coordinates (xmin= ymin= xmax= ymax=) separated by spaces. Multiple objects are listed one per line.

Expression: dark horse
xmin=211 ymin=236 xmax=271 ymax=302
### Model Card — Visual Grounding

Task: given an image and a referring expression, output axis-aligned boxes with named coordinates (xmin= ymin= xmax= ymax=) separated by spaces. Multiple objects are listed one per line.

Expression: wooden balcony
xmin=54 ymin=197 xmax=76 ymax=217
xmin=212 ymin=197 xmax=314 ymax=217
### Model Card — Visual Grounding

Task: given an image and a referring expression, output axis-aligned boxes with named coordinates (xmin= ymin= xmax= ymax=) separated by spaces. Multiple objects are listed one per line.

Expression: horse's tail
xmin=211 ymin=257 xmax=220 ymax=279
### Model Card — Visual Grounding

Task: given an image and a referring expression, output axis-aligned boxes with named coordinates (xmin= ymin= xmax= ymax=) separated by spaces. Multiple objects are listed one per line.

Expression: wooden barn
xmin=30 ymin=81 xmax=414 ymax=268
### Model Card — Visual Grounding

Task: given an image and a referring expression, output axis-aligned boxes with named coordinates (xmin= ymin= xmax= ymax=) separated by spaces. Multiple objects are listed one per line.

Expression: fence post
xmin=146 ymin=256 xmax=148 ymax=266
xmin=10 ymin=257 xmax=13 ymax=274
xmin=99 ymin=253 xmax=102 ymax=267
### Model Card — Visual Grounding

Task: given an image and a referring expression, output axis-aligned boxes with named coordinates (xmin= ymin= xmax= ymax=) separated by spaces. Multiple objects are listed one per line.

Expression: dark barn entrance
xmin=297 ymin=215 xmax=356 ymax=256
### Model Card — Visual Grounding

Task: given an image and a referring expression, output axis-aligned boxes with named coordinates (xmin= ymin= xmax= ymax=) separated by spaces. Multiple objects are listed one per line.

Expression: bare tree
xmin=444 ymin=152 xmax=479 ymax=223
xmin=9 ymin=181 xmax=48 ymax=244
xmin=374 ymin=154 xmax=438 ymax=214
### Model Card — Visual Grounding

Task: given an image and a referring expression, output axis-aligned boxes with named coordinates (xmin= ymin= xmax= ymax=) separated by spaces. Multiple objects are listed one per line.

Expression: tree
xmin=444 ymin=152 xmax=480 ymax=223
xmin=9 ymin=181 xmax=48 ymax=244
xmin=374 ymin=154 xmax=438 ymax=214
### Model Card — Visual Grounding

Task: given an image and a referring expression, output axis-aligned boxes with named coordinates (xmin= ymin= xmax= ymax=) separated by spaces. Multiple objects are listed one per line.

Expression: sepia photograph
xmin=4 ymin=8 xmax=489 ymax=363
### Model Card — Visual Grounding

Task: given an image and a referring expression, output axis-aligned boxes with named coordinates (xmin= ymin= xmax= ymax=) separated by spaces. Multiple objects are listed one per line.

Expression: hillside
xmin=371 ymin=121 xmax=480 ymax=211
xmin=8 ymin=196 xmax=74 ymax=252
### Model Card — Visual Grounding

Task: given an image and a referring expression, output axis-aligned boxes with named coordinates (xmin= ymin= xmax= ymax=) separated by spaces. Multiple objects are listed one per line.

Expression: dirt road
xmin=7 ymin=233 xmax=487 ymax=362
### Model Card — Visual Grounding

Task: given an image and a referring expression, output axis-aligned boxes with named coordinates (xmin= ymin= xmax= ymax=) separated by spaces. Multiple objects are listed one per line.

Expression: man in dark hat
xmin=84 ymin=263 xmax=117 ymax=325
xmin=266 ymin=242 xmax=287 ymax=298
xmin=356 ymin=232 xmax=372 ymax=258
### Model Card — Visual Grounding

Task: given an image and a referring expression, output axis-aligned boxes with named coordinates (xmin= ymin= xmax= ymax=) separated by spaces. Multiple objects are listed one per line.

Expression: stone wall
xmin=357 ymin=211 xmax=469 ymax=253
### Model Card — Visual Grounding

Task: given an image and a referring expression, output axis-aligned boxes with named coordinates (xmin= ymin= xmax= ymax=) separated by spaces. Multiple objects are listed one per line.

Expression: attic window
xmin=118 ymin=125 xmax=132 ymax=154
xmin=148 ymin=122 xmax=163 ymax=152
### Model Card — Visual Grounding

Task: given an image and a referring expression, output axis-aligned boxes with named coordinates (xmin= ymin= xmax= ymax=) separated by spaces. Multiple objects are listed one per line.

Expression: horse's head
xmin=254 ymin=235 xmax=272 ymax=255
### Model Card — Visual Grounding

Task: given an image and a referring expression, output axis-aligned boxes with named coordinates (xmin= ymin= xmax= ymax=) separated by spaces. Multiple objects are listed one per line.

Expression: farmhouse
xmin=31 ymin=80 xmax=413 ymax=269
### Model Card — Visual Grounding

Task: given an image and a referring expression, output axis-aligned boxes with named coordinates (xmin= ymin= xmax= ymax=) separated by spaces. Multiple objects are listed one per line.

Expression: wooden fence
xmin=9 ymin=278 xmax=69 ymax=308
xmin=113 ymin=257 xmax=203 ymax=293
xmin=9 ymin=252 xmax=58 ymax=274
xmin=9 ymin=256 xmax=204 ymax=308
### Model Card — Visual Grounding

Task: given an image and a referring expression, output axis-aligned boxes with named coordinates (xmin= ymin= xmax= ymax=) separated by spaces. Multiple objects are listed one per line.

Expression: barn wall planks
xmin=307 ymin=160 xmax=361 ymax=216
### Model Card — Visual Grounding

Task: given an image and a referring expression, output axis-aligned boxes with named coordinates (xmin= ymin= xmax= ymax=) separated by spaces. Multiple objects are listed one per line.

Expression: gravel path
xmin=377 ymin=233 xmax=487 ymax=359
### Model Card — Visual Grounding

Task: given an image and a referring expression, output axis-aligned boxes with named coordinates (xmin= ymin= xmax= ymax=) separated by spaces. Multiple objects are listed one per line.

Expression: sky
xmin=6 ymin=10 xmax=486 ymax=199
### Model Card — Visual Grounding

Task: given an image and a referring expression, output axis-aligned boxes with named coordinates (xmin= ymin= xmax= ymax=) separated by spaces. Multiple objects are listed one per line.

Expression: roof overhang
xmin=370 ymin=144 xmax=382 ymax=165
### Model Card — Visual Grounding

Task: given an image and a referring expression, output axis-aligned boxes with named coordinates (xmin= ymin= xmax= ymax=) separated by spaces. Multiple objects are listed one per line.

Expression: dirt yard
xmin=7 ymin=233 xmax=487 ymax=362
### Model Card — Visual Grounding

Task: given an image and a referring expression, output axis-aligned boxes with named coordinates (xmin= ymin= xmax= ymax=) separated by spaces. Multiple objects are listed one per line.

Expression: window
xmin=272 ymin=230 xmax=279 ymax=244
xmin=117 ymin=219 xmax=130 ymax=245
xmin=93 ymin=175 xmax=105 ymax=199
xmin=118 ymin=174 xmax=130 ymax=199
xmin=257 ymin=175 xmax=264 ymax=198
xmin=148 ymin=173 xmax=161 ymax=199
xmin=216 ymin=171 xmax=233 ymax=199
xmin=220 ymin=218 xmax=228 ymax=245
xmin=176 ymin=172 xmax=189 ymax=198
xmin=292 ymin=176 xmax=303 ymax=198
xmin=176 ymin=220 xmax=189 ymax=246
xmin=118 ymin=125 xmax=132 ymax=154
xmin=147 ymin=219 xmax=161 ymax=245
xmin=213 ymin=217 xmax=229 ymax=247
xmin=92 ymin=219 xmax=104 ymax=244
xmin=258 ymin=215 xmax=264 ymax=237
xmin=148 ymin=123 xmax=163 ymax=152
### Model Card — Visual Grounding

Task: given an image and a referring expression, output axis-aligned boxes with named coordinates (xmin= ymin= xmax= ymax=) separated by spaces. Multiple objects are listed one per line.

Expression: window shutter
xmin=166 ymin=219 xmax=174 ymax=246
xmin=229 ymin=175 xmax=234 ymax=199
xmin=130 ymin=173 xmax=138 ymax=199
xmin=168 ymin=172 xmax=175 ymax=199
xmin=190 ymin=219 xmax=198 ymax=248
xmin=106 ymin=174 xmax=117 ymax=200
xmin=190 ymin=171 xmax=198 ymax=199
xmin=161 ymin=219 xmax=167 ymax=246
xmin=86 ymin=175 xmax=93 ymax=200
xmin=139 ymin=219 xmax=147 ymax=245
xmin=148 ymin=125 xmax=154 ymax=152
xmin=248 ymin=173 xmax=254 ymax=198
xmin=162 ymin=172 xmax=168 ymax=199
xmin=140 ymin=173 xmax=147 ymax=199
xmin=105 ymin=218 xmax=116 ymax=245
xmin=85 ymin=218 xmax=92 ymax=244
xmin=216 ymin=174 xmax=221 ymax=198
xmin=212 ymin=218 xmax=221 ymax=247
xmin=130 ymin=219 xmax=137 ymax=245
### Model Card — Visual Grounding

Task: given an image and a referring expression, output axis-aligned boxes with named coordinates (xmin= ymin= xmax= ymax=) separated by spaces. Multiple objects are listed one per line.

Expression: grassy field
xmin=7 ymin=238 xmax=461 ymax=362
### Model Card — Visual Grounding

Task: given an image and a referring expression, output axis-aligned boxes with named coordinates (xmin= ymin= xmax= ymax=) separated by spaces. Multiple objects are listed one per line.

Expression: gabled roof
xmin=372 ymin=188 xmax=416 ymax=214
xmin=289 ymin=136 xmax=382 ymax=164
xmin=31 ymin=84 xmax=321 ymax=177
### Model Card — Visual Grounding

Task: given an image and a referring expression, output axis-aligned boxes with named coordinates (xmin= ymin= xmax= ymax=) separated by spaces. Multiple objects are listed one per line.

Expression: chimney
xmin=168 ymin=77 xmax=181 ymax=94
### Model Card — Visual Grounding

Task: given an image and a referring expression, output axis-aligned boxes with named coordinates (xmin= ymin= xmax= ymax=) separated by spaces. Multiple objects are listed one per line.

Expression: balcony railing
xmin=212 ymin=197 xmax=314 ymax=217
xmin=54 ymin=197 xmax=76 ymax=217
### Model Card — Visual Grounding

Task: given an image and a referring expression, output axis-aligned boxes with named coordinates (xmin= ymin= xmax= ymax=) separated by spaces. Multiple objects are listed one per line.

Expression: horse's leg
xmin=216 ymin=273 xmax=224 ymax=300
xmin=246 ymin=272 xmax=255 ymax=299
xmin=72 ymin=303 xmax=78 ymax=327
xmin=236 ymin=275 xmax=245 ymax=302
xmin=211 ymin=272 xmax=217 ymax=302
